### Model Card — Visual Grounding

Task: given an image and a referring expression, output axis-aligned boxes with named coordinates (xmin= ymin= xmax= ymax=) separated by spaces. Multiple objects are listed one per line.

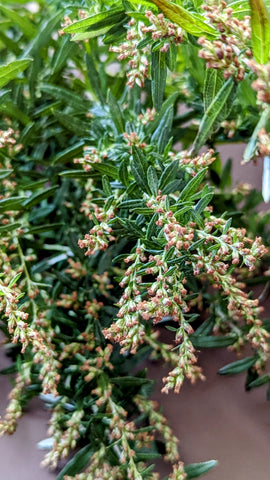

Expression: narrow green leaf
xmin=53 ymin=142 xmax=85 ymax=165
xmin=191 ymin=334 xmax=237 ymax=348
xmin=150 ymin=0 xmax=216 ymax=37
xmin=243 ymin=107 xmax=270 ymax=163
xmin=90 ymin=162 xmax=119 ymax=179
xmin=219 ymin=356 xmax=257 ymax=375
xmin=178 ymin=168 xmax=207 ymax=201
xmin=222 ymin=218 xmax=232 ymax=235
xmin=64 ymin=9 xmax=126 ymax=34
xmin=158 ymin=160 xmax=179 ymax=191
xmin=151 ymin=104 xmax=173 ymax=152
xmin=191 ymin=77 xmax=236 ymax=155
xmin=0 ymin=59 xmax=32 ymax=89
xmin=146 ymin=212 xmax=158 ymax=239
xmin=54 ymin=111 xmax=90 ymax=136
xmin=131 ymin=148 xmax=150 ymax=193
xmin=185 ymin=460 xmax=218 ymax=479
xmin=8 ymin=273 xmax=22 ymax=288
xmin=151 ymin=49 xmax=167 ymax=111
xmin=203 ymin=69 xmax=225 ymax=112
xmin=23 ymin=186 xmax=57 ymax=209
xmin=249 ymin=0 xmax=270 ymax=63
xmin=248 ymin=373 xmax=270 ymax=388
xmin=59 ymin=170 xmax=93 ymax=178
xmin=27 ymin=223 xmax=64 ymax=234
xmin=194 ymin=192 xmax=214 ymax=215
xmin=85 ymin=54 xmax=105 ymax=103
xmin=0 ymin=222 xmax=21 ymax=234
xmin=0 ymin=196 xmax=28 ymax=212
xmin=147 ymin=166 xmax=159 ymax=195
xmin=39 ymin=84 xmax=89 ymax=112
xmin=107 ymin=90 xmax=124 ymax=133
xmin=56 ymin=445 xmax=93 ymax=480
xmin=0 ymin=5 xmax=36 ymax=38
xmin=102 ymin=175 xmax=112 ymax=196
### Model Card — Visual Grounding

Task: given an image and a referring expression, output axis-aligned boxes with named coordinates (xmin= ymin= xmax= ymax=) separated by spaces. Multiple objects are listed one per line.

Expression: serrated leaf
xmin=219 ymin=356 xmax=257 ymax=375
xmin=185 ymin=460 xmax=218 ymax=479
xmin=0 ymin=58 xmax=32 ymax=89
xmin=249 ymin=0 xmax=270 ymax=63
xmin=191 ymin=77 xmax=236 ymax=155
xmin=150 ymin=0 xmax=216 ymax=37
xmin=151 ymin=49 xmax=167 ymax=111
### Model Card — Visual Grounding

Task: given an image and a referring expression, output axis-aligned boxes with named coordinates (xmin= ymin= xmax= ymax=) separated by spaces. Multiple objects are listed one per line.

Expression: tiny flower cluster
xmin=198 ymin=1 xmax=251 ymax=80
xmin=141 ymin=10 xmax=183 ymax=53
xmin=246 ymin=60 xmax=270 ymax=104
xmin=109 ymin=19 xmax=150 ymax=88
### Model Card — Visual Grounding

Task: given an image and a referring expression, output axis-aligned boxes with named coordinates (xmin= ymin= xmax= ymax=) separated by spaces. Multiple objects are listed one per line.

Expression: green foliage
xmin=0 ymin=1 xmax=270 ymax=480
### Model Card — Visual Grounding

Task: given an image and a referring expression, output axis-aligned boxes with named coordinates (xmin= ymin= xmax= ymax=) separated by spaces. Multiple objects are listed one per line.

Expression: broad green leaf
xmin=178 ymin=168 xmax=207 ymax=201
xmin=219 ymin=356 xmax=257 ymax=375
xmin=150 ymin=0 xmax=216 ymax=37
xmin=185 ymin=460 xmax=218 ymax=479
xmin=0 ymin=59 xmax=32 ymax=89
xmin=249 ymin=0 xmax=270 ymax=63
xmin=191 ymin=77 xmax=236 ymax=155
xmin=151 ymin=49 xmax=167 ymax=111
xmin=56 ymin=445 xmax=93 ymax=480
xmin=63 ymin=8 xmax=126 ymax=34
xmin=107 ymin=90 xmax=124 ymax=133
